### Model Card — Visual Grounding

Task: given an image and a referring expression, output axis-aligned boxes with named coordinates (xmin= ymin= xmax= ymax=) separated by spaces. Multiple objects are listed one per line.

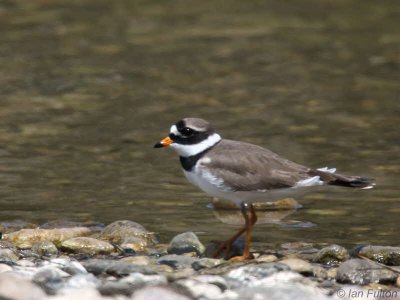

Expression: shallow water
xmin=0 ymin=0 xmax=399 ymax=248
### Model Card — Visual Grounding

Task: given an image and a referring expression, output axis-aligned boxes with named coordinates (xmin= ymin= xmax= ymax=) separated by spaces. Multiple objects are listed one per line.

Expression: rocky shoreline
xmin=0 ymin=219 xmax=399 ymax=300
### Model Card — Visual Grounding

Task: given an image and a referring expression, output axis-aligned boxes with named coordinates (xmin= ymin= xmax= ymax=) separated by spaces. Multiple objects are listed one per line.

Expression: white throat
xmin=170 ymin=133 xmax=221 ymax=157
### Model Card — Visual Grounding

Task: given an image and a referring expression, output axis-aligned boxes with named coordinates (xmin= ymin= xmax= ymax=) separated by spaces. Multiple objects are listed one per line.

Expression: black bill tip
xmin=154 ymin=142 xmax=163 ymax=148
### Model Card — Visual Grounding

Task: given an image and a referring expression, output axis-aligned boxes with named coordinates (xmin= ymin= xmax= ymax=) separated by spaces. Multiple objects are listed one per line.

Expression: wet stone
xmin=233 ymin=281 xmax=331 ymax=300
xmin=226 ymin=262 xmax=291 ymax=288
xmin=157 ymin=254 xmax=200 ymax=270
xmin=191 ymin=275 xmax=229 ymax=291
xmin=120 ymin=273 xmax=168 ymax=286
xmin=49 ymin=258 xmax=87 ymax=275
xmin=132 ymin=285 xmax=192 ymax=300
xmin=357 ymin=245 xmax=400 ymax=266
xmin=0 ymin=263 xmax=13 ymax=273
xmin=191 ymin=258 xmax=223 ymax=271
xmin=61 ymin=237 xmax=115 ymax=255
xmin=120 ymin=236 xmax=149 ymax=252
xmin=280 ymin=258 xmax=314 ymax=275
xmin=0 ymin=248 xmax=19 ymax=264
xmin=312 ymin=244 xmax=349 ymax=266
xmin=82 ymin=259 xmax=156 ymax=277
xmin=336 ymin=258 xmax=398 ymax=285
xmin=4 ymin=227 xmax=91 ymax=249
xmin=63 ymin=273 xmax=100 ymax=290
xmin=32 ymin=266 xmax=70 ymax=294
xmin=98 ymin=281 xmax=135 ymax=296
xmin=167 ymin=232 xmax=205 ymax=256
xmin=175 ymin=278 xmax=223 ymax=299
xmin=100 ymin=220 xmax=156 ymax=246
xmin=120 ymin=255 xmax=153 ymax=266
xmin=32 ymin=241 xmax=58 ymax=256
xmin=0 ymin=272 xmax=47 ymax=300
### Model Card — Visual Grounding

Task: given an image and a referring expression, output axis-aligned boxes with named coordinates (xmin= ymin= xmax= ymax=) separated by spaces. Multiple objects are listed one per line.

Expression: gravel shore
xmin=0 ymin=219 xmax=399 ymax=300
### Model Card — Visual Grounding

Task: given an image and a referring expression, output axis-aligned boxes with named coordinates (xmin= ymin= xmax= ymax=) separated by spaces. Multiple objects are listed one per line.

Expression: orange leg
xmin=212 ymin=203 xmax=258 ymax=260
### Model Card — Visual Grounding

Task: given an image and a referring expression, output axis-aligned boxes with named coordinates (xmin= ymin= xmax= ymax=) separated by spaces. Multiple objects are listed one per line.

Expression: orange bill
xmin=154 ymin=136 xmax=173 ymax=148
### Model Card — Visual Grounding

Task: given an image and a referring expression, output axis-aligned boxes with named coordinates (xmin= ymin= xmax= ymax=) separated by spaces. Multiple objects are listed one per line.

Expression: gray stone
xmin=120 ymin=255 xmax=153 ymax=266
xmin=50 ymin=258 xmax=87 ymax=275
xmin=82 ymin=259 xmax=156 ymax=277
xmin=336 ymin=258 xmax=398 ymax=285
xmin=120 ymin=273 xmax=167 ymax=286
xmin=191 ymin=275 xmax=228 ymax=290
xmin=32 ymin=266 xmax=70 ymax=294
xmin=61 ymin=237 xmax=115 ymax=255
xmin=0 ymin=263 xmax=13 ymax=273
xmin=280 ymin=258 xmax=314 ymax=274
xmin=358 ymin=245 xmax=400 ymax=266
xmin=167 ymin=232 xmax=205 ymax=255
xmin=0 ymin=272 xmax=47 ymax=300
xmin=98 ymin=280 xmax=135 ymax=296
xmin=132 ymin=285 xmax=191 ymax=300
xmin=313 ymin=244 xmax=349 ymax=266
xmin=157 ymin=254 xmax=200 ymax=270
xmin=64 ymin=273 xmax=100 ymax=290
xmin=280 ymin=258 xmax=328 ymax=279
xmin=234 ymin=283 xmax=331 ymax=300
xmin=32 ymin=240 xmax=58 ymax=256
xmin=192 ymin=258 xmax=223 ymax=271
xmin=176 ymin=278 xmax=223 ymax=299
xmin=226 ymin=262 xmax=290 ymax=288
xmin=49 ymin=287 xmax=111 ymax=300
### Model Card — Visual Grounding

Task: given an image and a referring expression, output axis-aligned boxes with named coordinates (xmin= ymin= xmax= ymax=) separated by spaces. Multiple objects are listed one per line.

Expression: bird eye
xmin=181 ymin=127 xmax=194 ymax=136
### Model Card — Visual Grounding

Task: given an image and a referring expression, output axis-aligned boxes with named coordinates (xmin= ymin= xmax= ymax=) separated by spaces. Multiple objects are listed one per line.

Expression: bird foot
xmin=229 ymin=253 xmax=252 ymax=261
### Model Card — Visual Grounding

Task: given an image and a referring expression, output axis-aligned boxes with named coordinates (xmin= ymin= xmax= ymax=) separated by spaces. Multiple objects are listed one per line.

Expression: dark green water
xmin=0 ymin=0 xmax=399 ymax=248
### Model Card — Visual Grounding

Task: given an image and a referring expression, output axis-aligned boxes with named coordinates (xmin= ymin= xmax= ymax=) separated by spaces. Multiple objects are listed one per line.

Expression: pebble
xmin=176 ymin=278 xmax=223 ymax=299
xmin=63 ymin=273 xmax=100 ymax=290
xmin=61 ymin=237 xmax=115 ymax=255
xmin=48 ymin=287 xmax=117 ymax=300
xmin=120 ymin=255 xmax=153 ymax=266
xmin=357 ymin=245 xmax=400 ymax=265
xmin=2 ymin=220 xmax=400 ymax=300
xmin=82 ymin=259 xmax=156 ymax=277
xmin=192 ymin=257 xmax=223 ymax=271
xmin=280 ymin=258 xmax=314 ymax=275
xmin=0 ymin=272 xmax=47 ymax=300
xmin=312 ymin=244 xmax=349 ymax=266
xmin=226 ymin=262 xmax=290 ymax=288
xmin=0 ymin=263 xmax=13 ymax=273
xmin=157 ymin=254 xmax=200 ymax=270
xmin=255 ymin=254 xmax=279 ymax=263
xmin=120 ymin=236 xmax=149 ymax=252
xmin=336 ymin=258 xmax=398 ymax=284
xmin=132 ymin=285 xmax=192 ymax=300
xmin=4 ymin=227 xmax=91 ymax=249
xmin=32 ymin=266 xmax=70 ymax=294
xmin=49 ymin=258 xmax=87 ymax=275
xmin=100 ymin=220 xmax=156 ymax=246
xmin=167 ymin=232 xmax=205 ymax=255
xmin=0 ymin=248 xmax=19 ymax=263
xmin=120 ymin=273 xmax=167 ymax=286
xmin=32 ymin=241 xmax=59 ymax=256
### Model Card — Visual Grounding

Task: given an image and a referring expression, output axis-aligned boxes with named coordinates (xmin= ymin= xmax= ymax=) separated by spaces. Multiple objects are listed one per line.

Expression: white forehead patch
xmin=170 ymin=125 xmax=179 ymax=135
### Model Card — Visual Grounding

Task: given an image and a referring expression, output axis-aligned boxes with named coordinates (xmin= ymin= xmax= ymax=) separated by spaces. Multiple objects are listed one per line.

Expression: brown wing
xmin=199 ymin=139 xmax=312 ymax=191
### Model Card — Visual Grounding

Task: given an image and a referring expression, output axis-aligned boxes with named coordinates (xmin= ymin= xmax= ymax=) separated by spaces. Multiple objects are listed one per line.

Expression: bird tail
xmin=308 ymin=168 xmax=375 ymax=189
